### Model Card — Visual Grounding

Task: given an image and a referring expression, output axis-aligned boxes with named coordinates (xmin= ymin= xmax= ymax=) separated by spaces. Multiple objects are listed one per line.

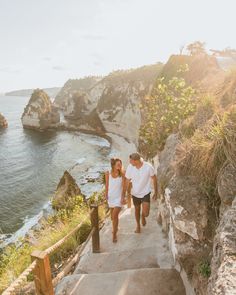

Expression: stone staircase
xmin=55 ymin=202 xmax=186 ymax=295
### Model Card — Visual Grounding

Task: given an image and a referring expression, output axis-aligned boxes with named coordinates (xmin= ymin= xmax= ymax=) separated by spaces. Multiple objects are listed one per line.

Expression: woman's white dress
xmin=107 ymin=172 xmax=122 ymax=208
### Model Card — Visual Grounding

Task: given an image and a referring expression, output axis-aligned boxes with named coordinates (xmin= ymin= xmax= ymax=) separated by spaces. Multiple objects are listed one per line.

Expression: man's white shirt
xmin=125 ymin=161 xmax=155 ymax=198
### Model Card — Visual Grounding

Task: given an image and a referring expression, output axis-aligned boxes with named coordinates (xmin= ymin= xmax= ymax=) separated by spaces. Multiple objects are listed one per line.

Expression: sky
xmin=0 ymin=0 xmax=236 ymax=92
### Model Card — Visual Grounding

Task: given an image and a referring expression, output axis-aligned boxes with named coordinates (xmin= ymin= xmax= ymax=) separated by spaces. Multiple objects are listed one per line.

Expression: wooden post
xmin=31 ymin=250 xmax=54 ymax=295
xmin=90 ymin=205 xmax=100 ymax=253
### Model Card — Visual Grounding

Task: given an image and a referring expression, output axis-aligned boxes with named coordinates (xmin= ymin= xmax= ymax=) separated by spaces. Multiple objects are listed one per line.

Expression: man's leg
xmin=141 ymin=201 xmax=150 ymax=226
xmin=134 ymin=204 xmax=141 ymax=233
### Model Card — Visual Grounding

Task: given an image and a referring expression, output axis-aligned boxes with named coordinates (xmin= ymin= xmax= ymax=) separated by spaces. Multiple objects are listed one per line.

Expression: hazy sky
xmin=0 ymin=0 xmax=235 ymax=92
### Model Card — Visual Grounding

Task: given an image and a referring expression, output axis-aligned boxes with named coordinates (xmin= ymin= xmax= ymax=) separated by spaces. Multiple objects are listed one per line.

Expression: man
xmin=122 ymin=153 xmax=158 ymax=233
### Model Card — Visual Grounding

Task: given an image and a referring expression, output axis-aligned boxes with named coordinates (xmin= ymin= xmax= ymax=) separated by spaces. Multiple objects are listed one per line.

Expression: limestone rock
xmin=54 ymin=77 xmax=102 ymax=108
xmin=52 ymin=170 xmax=82 ymax=211
xmin=156 ymin=133 xmax=214 ymax=294
xmin=208 ymin=197 xmax=236 ymax=294
xmin=168 ymin=177 xmax=208 ymax=241
xmin=217 ymin=162 xmax=236 ymax=214
xmin=156 ymin=133 xmax=179 ymax=192
xmin=64 ymin=91 xmax=93 ymax=119
xmin=0 ymin=113 xmax=8 ymax=128
xmin=21 ymin=89 xmax=60 ymax=130
xmin=62 ymin=64 xmax=163 ymax=145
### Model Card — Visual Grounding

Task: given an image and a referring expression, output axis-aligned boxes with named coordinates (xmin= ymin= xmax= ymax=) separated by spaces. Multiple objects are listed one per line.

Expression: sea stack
xmin=52 ymin=170 xmax=82 ymax=211
xmin=21 ymin=89 xmax=60 ymax=130
xmin=0 ymin=113 xmax=8 ymax=128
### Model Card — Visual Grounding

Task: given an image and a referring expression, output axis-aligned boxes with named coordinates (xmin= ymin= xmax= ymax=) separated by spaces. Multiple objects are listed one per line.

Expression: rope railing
xmin=2 ymin=203 xmax=104 ymax=295
xmin=2 ymin=260 xmax=37 ymax=295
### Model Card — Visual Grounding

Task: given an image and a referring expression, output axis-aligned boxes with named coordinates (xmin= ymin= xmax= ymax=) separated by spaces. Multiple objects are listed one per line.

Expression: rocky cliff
xmin=52 ymin=170 xmax=83 ymax=211
xmin=21 ymin=89 xmax=60 ymax=130
xmin=54 ymin=76 xmax=102 ymax=108
xmin=153 ymin=58 xmax=236 ymax=294
xmin=61 ymin=64 xmax=163 ymax=145
xmin=0 ymin=113 xmax=8 ymax=128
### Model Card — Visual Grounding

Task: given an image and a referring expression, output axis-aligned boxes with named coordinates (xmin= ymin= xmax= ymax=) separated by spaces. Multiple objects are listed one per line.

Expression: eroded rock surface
xmin=52 ymin=170 xmax=82 ymax=211
xmin=61 ymin=64 xmax=163 ymax=145
xmin=21 ymin=89 xmax=60 ymax=130
xmin=0 ymin=113 xmax=8 ymax=128
xmin=208 ymin=198 xmax=236 ymax=295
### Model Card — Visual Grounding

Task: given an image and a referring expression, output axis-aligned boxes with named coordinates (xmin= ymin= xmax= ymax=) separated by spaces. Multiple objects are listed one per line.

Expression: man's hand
xmin=152 ymin=192 xmax=158 ymax=200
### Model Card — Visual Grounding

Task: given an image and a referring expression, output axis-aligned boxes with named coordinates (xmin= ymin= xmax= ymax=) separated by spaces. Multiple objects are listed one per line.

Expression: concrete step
xmin=55 ymin=268 xmax=186 ymax=295
xmin=75 ymin=246 xmax=160 ymax=274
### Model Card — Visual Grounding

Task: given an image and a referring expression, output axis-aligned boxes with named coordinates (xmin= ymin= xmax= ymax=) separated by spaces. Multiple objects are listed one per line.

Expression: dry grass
xmin=176 ymin=105 xmax=236 ymax=201
xmin=0 ymin=191 xmax=108 ymax=293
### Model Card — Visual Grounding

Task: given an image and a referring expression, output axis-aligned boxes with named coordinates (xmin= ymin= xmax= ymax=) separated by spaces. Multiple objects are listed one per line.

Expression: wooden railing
xmin=2 ymin=204 xmax=102 ymax=295
xmin=2 ymin=196 xmax=132 ymax=295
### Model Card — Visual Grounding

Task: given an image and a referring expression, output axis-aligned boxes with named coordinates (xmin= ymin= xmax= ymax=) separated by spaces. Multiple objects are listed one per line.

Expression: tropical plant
xmin=139 ymin=75 xmax=196 ymax=156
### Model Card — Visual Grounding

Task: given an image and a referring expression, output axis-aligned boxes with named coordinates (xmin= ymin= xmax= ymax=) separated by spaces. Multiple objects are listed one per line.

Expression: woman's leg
xmin=112 ymin=207 xmax=121 ymax=242
xmin=110 ymin=208 xmax=114 ymax=221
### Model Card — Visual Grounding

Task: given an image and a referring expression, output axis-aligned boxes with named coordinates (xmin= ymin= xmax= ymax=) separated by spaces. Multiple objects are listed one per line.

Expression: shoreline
xmin=0 ymin=128 xmax=136 ymax=250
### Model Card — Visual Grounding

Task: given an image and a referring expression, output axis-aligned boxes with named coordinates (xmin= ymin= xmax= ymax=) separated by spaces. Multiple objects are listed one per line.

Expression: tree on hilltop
xmin=187 ymin=41 xmax=206 ymax=56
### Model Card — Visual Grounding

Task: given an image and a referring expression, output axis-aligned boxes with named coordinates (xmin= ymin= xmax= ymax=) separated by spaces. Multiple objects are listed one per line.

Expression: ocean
xmin=0 ymin=95 xmax=110 ymax=246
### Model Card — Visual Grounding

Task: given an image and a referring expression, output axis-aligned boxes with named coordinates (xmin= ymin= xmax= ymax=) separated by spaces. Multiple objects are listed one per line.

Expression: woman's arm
xmin=104 ymin=171 xmax=109 ymax=200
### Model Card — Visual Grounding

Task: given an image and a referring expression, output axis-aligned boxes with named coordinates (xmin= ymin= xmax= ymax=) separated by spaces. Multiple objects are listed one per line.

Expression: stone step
xmin=55 ymin=268 xmax=186 ymax=295
xmin=75 ymin=246 xmax=160 ymax=274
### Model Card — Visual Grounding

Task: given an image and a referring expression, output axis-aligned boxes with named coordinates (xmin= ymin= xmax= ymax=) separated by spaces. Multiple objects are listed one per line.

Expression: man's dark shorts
xmin=132 ymin=192 xmax=151 ymax=206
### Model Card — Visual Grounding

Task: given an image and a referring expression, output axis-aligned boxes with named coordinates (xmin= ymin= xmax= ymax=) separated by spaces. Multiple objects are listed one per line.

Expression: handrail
xmin=2 ymin=203 xmax=105 ymax=295
xmin=2 ymin=260 xmax=37 ymax=295
xmin=46 ymin=215 xmax=89 ymax=255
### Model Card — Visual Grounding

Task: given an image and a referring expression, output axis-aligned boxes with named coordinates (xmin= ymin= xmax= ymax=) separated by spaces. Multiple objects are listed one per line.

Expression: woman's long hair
xmin=110 ymin=158 xmax=123 ymax=177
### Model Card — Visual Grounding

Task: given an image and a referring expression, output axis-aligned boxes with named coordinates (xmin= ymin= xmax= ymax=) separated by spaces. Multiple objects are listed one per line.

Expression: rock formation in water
xmin=0 ymin=113 xmax=8 ymax=128
xmin=60 ymin=64 xmax=163 ymax=145
xmin=52 ymin=170 xmax=82 ymax=211
xmin=21 ymin=89 xmax=60 ymax=130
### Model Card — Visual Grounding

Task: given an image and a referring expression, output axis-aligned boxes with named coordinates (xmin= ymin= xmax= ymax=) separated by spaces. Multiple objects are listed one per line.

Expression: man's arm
xmin=122 ymin=177 xmax=130 ymax=203
xmin=151 ymin=175 xmax=158 ymax=200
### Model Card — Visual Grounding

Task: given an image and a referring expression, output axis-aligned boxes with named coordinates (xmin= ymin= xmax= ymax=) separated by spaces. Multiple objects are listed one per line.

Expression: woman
xmin=105 ymin=158 xmax=125 ymax=243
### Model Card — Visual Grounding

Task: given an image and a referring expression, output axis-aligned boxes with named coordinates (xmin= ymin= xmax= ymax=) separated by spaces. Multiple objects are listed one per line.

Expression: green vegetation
xmin=139 ymin=73 xmax=196 ymax=156
xmin=198 ymin=261 xmax=211 ymax=278
xmin=0 ymin=191 xmax=107 ymax=293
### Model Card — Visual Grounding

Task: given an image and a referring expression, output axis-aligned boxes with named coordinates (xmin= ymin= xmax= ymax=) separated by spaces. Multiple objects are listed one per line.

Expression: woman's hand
xmin=121 ymin=196 xmax=127 ymax=205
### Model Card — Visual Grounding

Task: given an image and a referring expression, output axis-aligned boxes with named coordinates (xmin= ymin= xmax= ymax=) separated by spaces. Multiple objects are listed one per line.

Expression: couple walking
xmin=105 ymin=153 xmax=158 ymax=243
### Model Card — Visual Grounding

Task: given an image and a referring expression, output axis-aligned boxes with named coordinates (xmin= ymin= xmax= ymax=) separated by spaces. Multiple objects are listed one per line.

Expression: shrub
xmin=198 ymin=261 xmax=211 ymax=278
xmin=139 ymin=75 xmax=196 ymax=156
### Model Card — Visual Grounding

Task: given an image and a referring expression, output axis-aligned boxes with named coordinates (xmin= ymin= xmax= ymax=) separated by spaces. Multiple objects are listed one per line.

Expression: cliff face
xmin=0 ymin=113 xmax=8 ymax=128
xmin=54 ymin=76 xmax=102 ymax=108
xmin=154 ymin=62 xmax=236 ymax=294
xmin=62 ymin=64 xmax=163 ymax=145
xmin=21 ymin=89 xmax=60 ymax=130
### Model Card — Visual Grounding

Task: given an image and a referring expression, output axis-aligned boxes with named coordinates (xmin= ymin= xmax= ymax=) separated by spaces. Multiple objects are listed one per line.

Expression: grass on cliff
xmin=177 ymin=105 xmax=236 ymax=205
xmin=0 ymin=192 xmax=107 ymax=293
